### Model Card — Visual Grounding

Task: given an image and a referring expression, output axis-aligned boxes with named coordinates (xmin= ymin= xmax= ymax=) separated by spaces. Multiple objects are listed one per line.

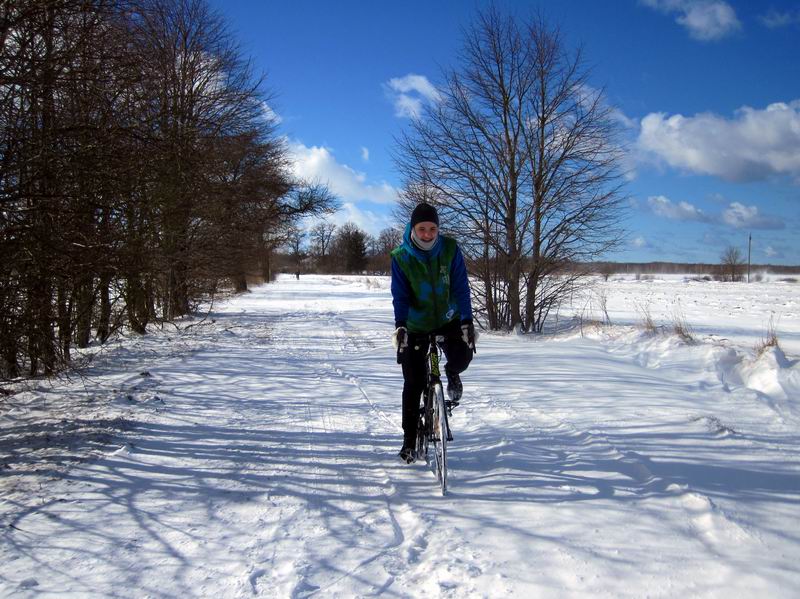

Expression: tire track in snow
xmin=306 ymin=333 xmax=502 ymax=594
xmin=327 ymin=363 xmax=401 ymax=433
xmin=316 ymin=313 xmax=441 ymax=597
xmin=323 ymin=310 xmax=464 ymax=597
xmin=318 ymin=312 xmax=466 ymax=594
xmin=245 ymin=304 xmax=432 ymax=596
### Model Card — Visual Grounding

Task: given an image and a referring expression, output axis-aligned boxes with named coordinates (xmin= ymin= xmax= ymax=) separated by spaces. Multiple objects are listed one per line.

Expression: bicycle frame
xmin=425 ymin=334 xmax=453 ymax=430
xmin=428 ymin=335 xmax=443 ymax=385
xmin=417 ymin=334 xmax=452 ymax=495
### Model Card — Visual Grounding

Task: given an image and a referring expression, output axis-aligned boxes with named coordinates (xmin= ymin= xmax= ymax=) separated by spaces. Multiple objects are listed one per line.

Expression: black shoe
xmin=398 ymin=444 xmax=416 ymax=464
xmin=446 ymin=369 xmax=463 ymax=404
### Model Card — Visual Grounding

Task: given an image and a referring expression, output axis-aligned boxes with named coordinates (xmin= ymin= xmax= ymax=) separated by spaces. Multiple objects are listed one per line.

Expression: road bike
xmin=415 ymin=334 xmax=454 ymax=495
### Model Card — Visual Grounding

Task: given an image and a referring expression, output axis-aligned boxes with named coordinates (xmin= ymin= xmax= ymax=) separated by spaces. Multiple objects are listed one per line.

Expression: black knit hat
xmin=410 ymin=203 xmax=439 ymax=227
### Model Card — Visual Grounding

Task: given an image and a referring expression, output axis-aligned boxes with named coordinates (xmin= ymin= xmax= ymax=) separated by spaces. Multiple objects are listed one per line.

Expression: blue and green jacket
xmin=391 ymin=223 xmax=473 ymax=333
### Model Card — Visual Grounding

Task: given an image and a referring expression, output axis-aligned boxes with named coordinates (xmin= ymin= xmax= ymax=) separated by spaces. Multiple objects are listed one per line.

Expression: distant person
xmin=391 ymin=202 xmax=476 ymax=464
xmin=295 ymin=271 xmax=300 ymax=280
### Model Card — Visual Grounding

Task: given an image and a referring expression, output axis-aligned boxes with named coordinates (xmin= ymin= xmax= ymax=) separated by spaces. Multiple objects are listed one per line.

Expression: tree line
xmin=0 ymin=0 xmax=333 ymax=379
xmin=280 ymin=222 xmax=402 ymax=276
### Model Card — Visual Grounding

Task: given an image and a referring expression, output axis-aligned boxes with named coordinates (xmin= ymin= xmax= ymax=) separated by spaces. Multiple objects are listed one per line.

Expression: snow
xmin=576 ymin=274 xmax=800 ymax=357
xmin=2 ymin=274 xmax=799 ymax=598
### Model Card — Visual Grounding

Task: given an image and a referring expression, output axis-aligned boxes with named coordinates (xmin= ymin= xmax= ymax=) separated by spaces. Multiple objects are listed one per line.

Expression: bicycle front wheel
xmin=416 ymin=402 xmax=427 ymax=464
xmin=432 ymin=382 xmax=448 ymax=495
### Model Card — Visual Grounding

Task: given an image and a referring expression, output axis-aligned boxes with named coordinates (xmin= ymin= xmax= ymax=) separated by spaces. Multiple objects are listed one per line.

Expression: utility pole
xmin=747 ymin=233 xmax=752 ymax=283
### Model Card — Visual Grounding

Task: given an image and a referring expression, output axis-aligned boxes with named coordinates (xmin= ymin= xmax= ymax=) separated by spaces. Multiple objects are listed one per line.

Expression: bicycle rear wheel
xmin=431 ymin=382 xmax=448 ymax=495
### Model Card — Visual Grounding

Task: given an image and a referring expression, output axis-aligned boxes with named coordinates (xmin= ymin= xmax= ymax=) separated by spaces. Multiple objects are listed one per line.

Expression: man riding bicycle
xmin=391 ymin=203 xmax=476 ymax=464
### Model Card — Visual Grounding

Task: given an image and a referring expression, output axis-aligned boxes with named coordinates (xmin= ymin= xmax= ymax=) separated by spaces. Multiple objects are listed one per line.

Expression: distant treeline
xmin=278 ymin=254 xmax=800 ymax=279
xmin=590 ymin=262 xmax=800 ymax=276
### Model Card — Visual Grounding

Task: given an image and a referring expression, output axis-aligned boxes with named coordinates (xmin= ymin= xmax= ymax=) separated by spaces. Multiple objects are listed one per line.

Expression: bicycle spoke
xmin=420 ymin=334 xmax=450 ymax=494
xmin=434 ymin=382 xmax=448 ymax=495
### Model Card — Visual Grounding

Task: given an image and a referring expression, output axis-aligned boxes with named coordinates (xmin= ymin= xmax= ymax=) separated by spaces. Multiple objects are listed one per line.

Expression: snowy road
xmin=2 ymin=275 xmax=799 ymax=597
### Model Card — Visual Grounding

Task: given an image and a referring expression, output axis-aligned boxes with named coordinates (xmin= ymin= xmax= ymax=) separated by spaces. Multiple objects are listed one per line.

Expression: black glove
xmin=393 ymin=326 xmax=408 ymax=363
xmin=461 ymin=320 xmax=476 ymax=354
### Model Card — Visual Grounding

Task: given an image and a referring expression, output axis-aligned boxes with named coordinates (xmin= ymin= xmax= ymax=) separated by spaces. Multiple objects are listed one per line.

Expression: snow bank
xmin=734 ymin=345 xmax=800 ymax=421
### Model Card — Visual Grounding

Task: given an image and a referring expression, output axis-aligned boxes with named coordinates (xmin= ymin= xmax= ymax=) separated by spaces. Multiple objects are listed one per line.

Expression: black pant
xmin=400 ymin=320 xmax=472 ymax=443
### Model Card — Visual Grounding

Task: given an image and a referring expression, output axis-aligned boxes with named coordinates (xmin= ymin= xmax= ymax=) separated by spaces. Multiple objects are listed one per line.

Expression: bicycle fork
xmin=428 ymin=337 xmax=454 ymax=442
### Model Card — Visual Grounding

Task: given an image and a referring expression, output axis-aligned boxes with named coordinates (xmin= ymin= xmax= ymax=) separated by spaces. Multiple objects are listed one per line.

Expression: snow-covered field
xmin=2 ymin=274 xmax=799 ymax=598
xmin=573 ymin=274 xmax=800 ymax=358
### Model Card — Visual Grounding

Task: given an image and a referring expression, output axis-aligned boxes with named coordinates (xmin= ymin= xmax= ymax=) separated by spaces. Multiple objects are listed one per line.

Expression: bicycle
xmin=415 ymin=334 xmax=455 ymax=495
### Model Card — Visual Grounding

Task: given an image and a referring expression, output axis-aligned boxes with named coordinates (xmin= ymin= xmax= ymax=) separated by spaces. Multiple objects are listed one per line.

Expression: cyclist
xmin=391 ymin=202 xmax=476 ymax=464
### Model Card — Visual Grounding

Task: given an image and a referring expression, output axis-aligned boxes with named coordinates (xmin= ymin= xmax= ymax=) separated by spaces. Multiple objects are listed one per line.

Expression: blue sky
xmin=208 ymin=0 xmax=800 ymax=265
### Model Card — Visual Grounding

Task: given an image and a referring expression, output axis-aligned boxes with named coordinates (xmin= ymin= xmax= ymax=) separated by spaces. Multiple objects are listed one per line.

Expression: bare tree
xmin=330 ymin=222 xmax=368 ymax=274
xmin=395 ymin=7 xmax=626 ymax=332
xmin=284 ymin=227 xmax=306 ymax=257
xmin=309 ymin=222 xmax=337 ymax=256
xmin=377 ymin=227 xmax=403 ymax=254
xmin=308 ymin=221 xmax=337 ymax=272
xmin=720 ymin=246 xmax=745 ymax=282
xmin=368 ymin=227 xmax=403 ymax=274
xmin=283 ymin=226 xmax=306 ymax=273
xmin=0 ymin=1 xmax=128 ymax=372
xmin=0 ymin=0 xmax=335 ymax=379
xmin=521 ymin=14 xmax=626 ymax=332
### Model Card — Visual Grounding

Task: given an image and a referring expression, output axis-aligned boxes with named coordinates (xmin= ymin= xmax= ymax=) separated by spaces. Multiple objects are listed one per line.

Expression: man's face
xmin=413 ymin=221 xmax=438 ymax=242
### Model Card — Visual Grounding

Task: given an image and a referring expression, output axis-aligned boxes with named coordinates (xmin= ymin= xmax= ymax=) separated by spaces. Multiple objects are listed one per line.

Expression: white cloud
xmin=637 ymin=100 xmax=800 ymax=182
xmin=261 ymin=102 xmax=282 ymax=124
xmin=764 ymin=245 xmax=779 ymax=258
xmin=385 ymin=73 xmax=441 ymax=119
xmin=393 ymin=94 xmax=424 ymax=119
xmin=307 ymin=202 xmax=394 ymax=236
xmin=632 ymin=236 xmax=648 ymax=248
xmin=329 ymin=202 xmax=394 ymax=236
xmin=573 ymin=83 xmax=639 ymax=180
xmin=641 ymin=0 xmax=741 ymax=40
xmin=361 ymin=146 xmax=370 ymax=162
xmin=721 ymin=202 xmax=785 ymax=230
xmin=648 ymin=195 xmax=711 ymax=222
xmin=610 ymin=107 xmax=639 ymax=131
xmin=678 ymin=1 xmax=740 ymax=39
xmin=648 ymin=195 xmax=785 ymax=230
xmin=388 ymin=74 xmax=440 ymax=101
xmin=289 ymin=141 xmax=399 ymax=205
xmin=759 ymin=9 xmax=800 ymax=28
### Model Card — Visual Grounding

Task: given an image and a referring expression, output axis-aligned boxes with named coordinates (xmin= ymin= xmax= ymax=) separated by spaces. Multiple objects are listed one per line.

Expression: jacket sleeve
xmin=450 ymin=244 xmax=473 ymax=323
xmin=391 ymin=255 xmax=410 ymax=328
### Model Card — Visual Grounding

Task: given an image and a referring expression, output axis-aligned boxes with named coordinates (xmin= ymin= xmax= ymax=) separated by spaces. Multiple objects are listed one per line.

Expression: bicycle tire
xmin=432 ymin=382 xmax=448 ymax=495
xmin=416 ymin=401 xmax=427 ymax=463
